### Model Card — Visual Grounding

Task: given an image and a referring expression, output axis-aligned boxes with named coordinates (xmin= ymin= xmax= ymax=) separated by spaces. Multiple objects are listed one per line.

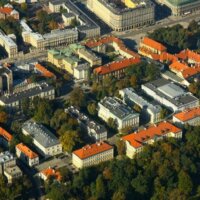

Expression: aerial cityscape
xmin=0 ymin=0 xmax=200 ymax=199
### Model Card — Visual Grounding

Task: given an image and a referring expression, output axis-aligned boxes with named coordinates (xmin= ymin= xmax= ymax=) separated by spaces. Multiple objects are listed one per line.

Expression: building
xmin=139 ymin=37 xmax=167 ymax=57
xmin=98 ymin=97 xmax=140 ymax=130
xmin=4 ymin=165 xmax=22 ymax=184
xmin=142 ymin=78 xmax=199 ymax=111
xmin=0 ymin=30 xmax=18 ymax=58
xmin=20 ymin=20 xmax=78 ymax=50
xmin=0 ymin=151 xmax=16 ymax=174
xmin=94 ymin=57 xmax=141 ymax=80
xmin=66 ymin=106 xmax=107 ymax=141
xmin=173 ymin=107 xmax=200 ymax=127
xmin=157 ymin=0 xmax=200 ymax=16
xmin=0 ymin=4 xmax=19 ymax=20
xmin=35 ymin=64 xmax=56 ymax=79
xmin=73 ymin=63 xmax=90 ymax=80
xmin=22 ymin=121 xmax=62 ymax=157
xmin=0 ymin=127 xmax=13 ymax=147
xmin=16 ymin=143 xmax=39 ymax=167
xmin=0 ymin=82 xmax=55 ymax=111
xmin=39 ymin=167 xmax=61 ymax=182
xmin=72 ymin=142 xmax=114 ymax=169
xmin=87 ymin=0 xmax=155 ymax=31
xmin=49 ymin=0 xmax=100 ymax=39
xmin=122 ymin=121 xmax=182 ymax=158
xmin=0 ymin=66 xmax=13 ymax=92
xmin=119 ymin=88 xmax=162 ymax=123
xmin=10 ymin=0 xmax=37 ymax=3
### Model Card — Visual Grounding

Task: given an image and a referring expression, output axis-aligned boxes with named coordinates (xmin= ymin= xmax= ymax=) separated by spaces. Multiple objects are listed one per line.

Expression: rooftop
xmin=122 ymin=121 xmax=181 ymax=148
xmin=99 ymin=97 xmax=139 ymax=120
xmin=165 ymin=0 xmax=200 ymax=6
xmin=22 ymin=121 xmax=60 ymax=148
xmin=73 ymin=142 xmax=113 ymax=159
xmin=0 ymin=151 xmax=15 ymax=164
xmin=142 ymin=78 xmax=198 ymax=107
xmin=40 ymin=167 xmax=61 ymax=181
xmin=141 ymin=37 xmax=167 ymax=52
xmin=0 ymin=127 xmax=13 ymax=142
xmin=16 ymin=143 xmax=38 ymax=159
xmin=174 ymin=106 xmax=200 ymax=122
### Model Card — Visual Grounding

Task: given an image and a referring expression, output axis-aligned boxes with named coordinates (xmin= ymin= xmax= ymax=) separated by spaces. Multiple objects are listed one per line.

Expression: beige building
xmin=22 ymin=121 xmax=62 ymax=158
xmin=16 ymin=143 xmax=39 ymax=167
xmin=122 ymin=121 xmax=182 ymax=158
xmin=157 ymin=0 xmax=200 ymax=16
xmin=4 ymin=166 xmax=22 ymax=184
xmin=72 ymin=142 xmax=113 ymax=169
xmin=0 ymin=30 xmax=18 ymax=58
xmin=87 ymin=0 xmax=155 ymax=31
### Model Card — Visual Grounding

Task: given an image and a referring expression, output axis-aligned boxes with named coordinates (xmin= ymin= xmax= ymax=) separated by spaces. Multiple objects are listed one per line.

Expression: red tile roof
xmin=176 ymin=49 xmax=200 ymax=63
xmin=174 ymin=107 xmax=200 ymax=122
xmin=141 ymin=37 xmax=167 ymax=52
xmin=73 ymin=142 xmax=113 ymax=159
xmin=169 ymin=61 xmax=189 ymax=71
xmin=85 ymin=35 xmax=139 ymax=58
xmin=41 ymin=168 xmax=62 ymax=181
xmin=94 ymin=57 xmax=140 ymax=75
xmin=16 ymin=143 xmax=38 ymax=159
xmin=0 ymin=7 xmax=13 ymax=15
xmin=122 ymin=121 xmax=181 ymax=149
xmin=35 ymin=64 xmax=56 ymax=79
xmin=0 ymin=127 xmax=12 ymax=142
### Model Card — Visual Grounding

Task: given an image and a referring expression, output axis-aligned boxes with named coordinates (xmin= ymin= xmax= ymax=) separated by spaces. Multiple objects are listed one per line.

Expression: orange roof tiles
xmin=0 ymin=127 xmax=12 ymax=142
xmin=16 ymin=143 xmax=38 ymax=159
xmin=142 ymin=37 xmax=167 ymax=52
xmin=73 ymin=142 xmax=113 ymax=159
xmin=176 ymin=49 xmax=200 ymax=63
xmin=169 ymin=61 xmax=189 ymax=71
xmin=85 ymin=36 xmax=140 ymax=58
xmin=35 ymin=64 xmax=56 ymax=79
xmin=0 ymin=7 xmax=13 ymax=15
xmin=41 ymin=168 xmax=62 ymax=181
xmin=174 ymin=107 xmax=200 ymax=122
xmin=122 ymin=121 xmax=181 ymax=149
xmin=94 ymin=57 xmax=140 ymax=75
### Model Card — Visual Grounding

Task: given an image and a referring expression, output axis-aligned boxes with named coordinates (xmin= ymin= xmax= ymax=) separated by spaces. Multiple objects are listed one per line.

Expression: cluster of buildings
xmin=49 ymin=0 xmax=100 ymax=39
xmin=139 ymin=37 xmax=200 ymax=85
xmin=0 ymin=4 xmax=19 ymax=20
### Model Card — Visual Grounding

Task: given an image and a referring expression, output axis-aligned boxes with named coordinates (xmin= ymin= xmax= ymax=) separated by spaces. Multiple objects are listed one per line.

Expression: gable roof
xmin=16 ymin=143 xmax=38 ymax=159
xmin=173 ymin=107 xmax=200 ymax=122
xmin=142 ymin=37 xmax=167 ymax=52
xmin=73 ymin=142 xmax=113 ymax=159
xmin=0 ymin=127 xmax=12 ymax=142
xmin=40 ymin=168 xmax=62 ymax=181
xmin=122 ymin=121 xmax=181 ymax=149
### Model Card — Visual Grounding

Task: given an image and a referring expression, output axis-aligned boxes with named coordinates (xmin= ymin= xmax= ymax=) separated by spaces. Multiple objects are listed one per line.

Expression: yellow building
xmin=125 ymin=0 xmax=137 ymax=8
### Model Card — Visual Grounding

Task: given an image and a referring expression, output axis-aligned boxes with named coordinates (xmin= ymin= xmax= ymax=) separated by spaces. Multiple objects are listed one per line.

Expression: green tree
xmin=87 ymin=102 xmax=97 ymax=116
xmin=69 ymin=87 xmax=86 ymax=108
xmin=112 ymin=189 xmax=126 ymax=200
xmin=0 ymin=111 xmax=8 ymax=124
xmin=60 ymin=130 xmax=81 ymax=152
xmin=95 ymin=175 xmax=106 ymax=199
xmin=107 ymin=118 xmax=117 ymax=130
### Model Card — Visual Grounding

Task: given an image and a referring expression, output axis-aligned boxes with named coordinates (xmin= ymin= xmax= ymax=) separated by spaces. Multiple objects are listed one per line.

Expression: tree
xmin=107 ymin=118 xmax=117 ymax=130
xmin=130 ymin=75 xmax=137 ymax=88
xmin=21 ymin=3 xmax=28 ymax=11
xmin=112 ymin=189 xmax=126 ymax=200
xmin=69 ymin=87 xmax=86 ymax=108
xmin=60 ymin=130 xmax=81 ymax=152
xmin=48 ymin=20 xmax=58 ymax=30
xmin=116 ymin=139 xmax=125 ymax=155
xmin=133 ymin=104 xmax=141 ymax=113
xmin=178 ymin=170 xmax=193 ymax=196
xmin=160 ymin=108 xmax=169 ymax=119
xmin=87 ymin=102 xmax=97 ymax=116
xmin=0 ymin=111 xmax=8 ymax=124
xmin=95 ymin=175 xmax=106 ymax=199
xmin=21 ymin=98 xmax=30 ymax=116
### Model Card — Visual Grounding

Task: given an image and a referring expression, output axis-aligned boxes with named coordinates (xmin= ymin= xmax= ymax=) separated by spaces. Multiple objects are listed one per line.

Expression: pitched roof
xmin=35 ymin=64 xmax=56 ymax=78
xmin=122 ymin=121 xmax=181 ymax=149
xmin=0 ymin=127 xmax=12 ymax=142
xmin=16 ymin=143 xmax=38 ymax=159
xmin=142 ymin=37 xmax=167 ymax=52
xmin=0 ymin=7 xmax=13 ymax=15
xmin=40 ymin=168 xmax=62 ymax=181
xmin=73 ymin=142 xmax=113 ymax=159
xmin=176 ymin=49 xmax=200 ymax=63
xmin=173 ymin=107 xmax=200 ymax=122
xmin=94 ymin=57 xmax=140 ymax=75
xmin=85 ymin=35 xmax=139 ymax=58
xmin=169 ymin=61 xmax=189 ymax=71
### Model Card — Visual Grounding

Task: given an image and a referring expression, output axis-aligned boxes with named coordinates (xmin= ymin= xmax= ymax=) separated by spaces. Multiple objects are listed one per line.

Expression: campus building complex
xmin=122 ymin=121 xmax=182 ymax=158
